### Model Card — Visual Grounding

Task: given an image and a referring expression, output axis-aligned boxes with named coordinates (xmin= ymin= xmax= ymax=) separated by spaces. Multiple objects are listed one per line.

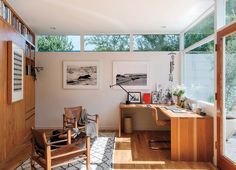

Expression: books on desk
xmin=164 ymin=106 xmax=187 ymax=113
xmin=171 ymin=109 xmax=187 ymax=113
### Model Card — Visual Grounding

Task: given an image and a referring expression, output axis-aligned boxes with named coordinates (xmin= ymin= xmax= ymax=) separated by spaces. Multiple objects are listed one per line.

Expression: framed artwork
xmin=7 ymin=41 xmax=24 ymax=104
xmin=151 ymin=91 xmax=159 ymax=104
xmin=127 ymin=92 xmax=141 ymax=104
xmin=113 ymin=61 xmax=150 ymax=89
xmin=63 ymin=61 xmax=100 ymax=89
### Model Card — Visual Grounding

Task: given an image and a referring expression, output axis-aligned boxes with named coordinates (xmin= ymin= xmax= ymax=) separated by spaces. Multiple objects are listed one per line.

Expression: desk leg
xmin=171 ymin=117 xmax=179 ymax=161
xmin=119 ymin=107 xmax=122 ymax=137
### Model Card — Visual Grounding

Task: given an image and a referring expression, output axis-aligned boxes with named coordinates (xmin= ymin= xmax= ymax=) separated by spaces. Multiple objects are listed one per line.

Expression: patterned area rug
xmin=16 ymin=133 xmax=115 ymax=170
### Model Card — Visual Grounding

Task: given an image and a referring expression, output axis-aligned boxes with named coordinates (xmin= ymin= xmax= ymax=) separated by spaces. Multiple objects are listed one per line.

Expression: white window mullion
xmin=179 ymin=32 xmax=185 ymax=84
xmin=130 ymin=33 xmax=133 ymax=52
xmin=80 ymin=34 xmax=84 ymax=52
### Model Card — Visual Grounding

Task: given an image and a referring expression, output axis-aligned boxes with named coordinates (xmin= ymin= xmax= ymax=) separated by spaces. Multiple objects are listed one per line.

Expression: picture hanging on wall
xmin=63 ymin=61 xmax=100 ymax=89
xmin=113 ymin=61 xmax=150 ymax=89
xmin=7 ymin=41 xmax=24 ymax=104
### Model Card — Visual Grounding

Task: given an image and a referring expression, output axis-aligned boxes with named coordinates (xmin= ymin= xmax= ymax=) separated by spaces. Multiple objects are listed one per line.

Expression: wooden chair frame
xmin=63 ymin=107 xmax=99 ymax=137
xmin=149 ymin=106 xmax=171 ymax=150
xmin=31 ymin=128 xmax=90 ymax=170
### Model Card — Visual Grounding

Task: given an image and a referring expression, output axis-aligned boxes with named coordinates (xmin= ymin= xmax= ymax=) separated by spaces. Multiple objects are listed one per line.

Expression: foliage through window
xmin=133 ymin=34 xmax=179 ymax=51
xmin=184 ymin=13 xmax=214 ymax=49
xmin=184 ymin=41 xmax=215 ymax=103
xmin=225 ymin=33 xmax=236 ymax=113
xmin=37 ymin=35 xmax=80 ymax=52
xmin=226 ymin=0 xmax=236 ymax=24
xmin=84 ymin=35 xmax=130 ymax=52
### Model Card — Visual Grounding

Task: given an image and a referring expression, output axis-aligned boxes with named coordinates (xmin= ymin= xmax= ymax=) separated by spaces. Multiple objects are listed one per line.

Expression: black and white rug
xmin=16 ymin=133 xmax=115 ymax=170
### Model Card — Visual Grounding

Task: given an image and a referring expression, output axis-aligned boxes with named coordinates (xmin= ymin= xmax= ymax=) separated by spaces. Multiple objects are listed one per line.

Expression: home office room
xmin=0 ymin=0 xmax=236 ymax=169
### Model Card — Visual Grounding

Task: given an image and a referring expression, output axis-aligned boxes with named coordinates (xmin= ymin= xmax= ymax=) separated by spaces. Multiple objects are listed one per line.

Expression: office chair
xmin=149 ymin=106 xmax=171 ymax=150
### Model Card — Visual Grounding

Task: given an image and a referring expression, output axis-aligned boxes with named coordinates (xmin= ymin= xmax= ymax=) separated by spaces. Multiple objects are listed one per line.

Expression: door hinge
xmin=215 ymin=44 xmax=218 ymax=52
xmin=215 ymin=93 xmax=217 ymax=100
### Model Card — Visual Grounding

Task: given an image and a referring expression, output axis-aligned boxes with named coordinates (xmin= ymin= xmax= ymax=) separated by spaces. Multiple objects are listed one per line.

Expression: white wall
xmin=35 ymin=52 xmax=180 ymax=129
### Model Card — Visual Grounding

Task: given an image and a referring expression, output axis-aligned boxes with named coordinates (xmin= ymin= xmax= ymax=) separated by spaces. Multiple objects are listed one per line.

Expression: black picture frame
xmin=127 ymin=92 xmax=141 ymax=104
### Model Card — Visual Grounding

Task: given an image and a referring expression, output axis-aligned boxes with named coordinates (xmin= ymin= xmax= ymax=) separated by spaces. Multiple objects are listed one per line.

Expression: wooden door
xmin=217 ymin=22 xmax=236 ymax=170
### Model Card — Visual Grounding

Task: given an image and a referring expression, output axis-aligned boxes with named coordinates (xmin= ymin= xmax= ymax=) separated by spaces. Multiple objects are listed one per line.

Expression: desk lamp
xmin=109 ymin=79 xmax=136 ymax=104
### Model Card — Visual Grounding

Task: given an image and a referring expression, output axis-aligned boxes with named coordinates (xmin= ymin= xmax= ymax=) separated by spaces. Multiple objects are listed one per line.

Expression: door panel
xmin=217 ymin=22 xmax=236 ymax=170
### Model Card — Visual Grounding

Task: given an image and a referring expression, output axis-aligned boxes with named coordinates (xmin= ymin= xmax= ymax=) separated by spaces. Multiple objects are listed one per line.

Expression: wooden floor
xmin=113 ymin=131 xmax=218 ymax=170
xmin=1 ymin=131 xmax=218 ymax=170
xmin=0 ymin=141 xmax=31 ymax=170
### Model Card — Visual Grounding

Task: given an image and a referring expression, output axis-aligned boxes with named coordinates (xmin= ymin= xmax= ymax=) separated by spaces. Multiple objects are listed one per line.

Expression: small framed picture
xmin=151 ymin=91 xmax=160 ymax=104
xmin=127 ymin=92 xmax=141 ymax=104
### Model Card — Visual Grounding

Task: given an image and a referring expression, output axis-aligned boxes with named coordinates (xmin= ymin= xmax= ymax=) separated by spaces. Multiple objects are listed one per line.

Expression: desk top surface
xmin=119 ymin=103 xmax=209 ymax=118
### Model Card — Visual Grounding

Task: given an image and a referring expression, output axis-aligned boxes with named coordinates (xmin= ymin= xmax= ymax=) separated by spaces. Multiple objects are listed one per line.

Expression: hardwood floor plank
xmin=2 ymin=130 xmax=217 ymax=170
xmin=114 ymin=131 xmax=217 ymax=170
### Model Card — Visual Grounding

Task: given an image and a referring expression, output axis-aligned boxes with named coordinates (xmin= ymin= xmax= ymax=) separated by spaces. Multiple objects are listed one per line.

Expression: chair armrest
xmin=47 ymin=130 xmax=67 ymax=138
xmin=47 ymin=129 xmax=72 ymax=145
xmin=48 ymin=139 xmax=68 ymax=145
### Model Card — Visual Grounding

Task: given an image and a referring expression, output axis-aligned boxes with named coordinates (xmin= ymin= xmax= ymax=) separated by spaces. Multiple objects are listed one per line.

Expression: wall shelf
xmin=0 ymin=0 xmax=35 ymax=46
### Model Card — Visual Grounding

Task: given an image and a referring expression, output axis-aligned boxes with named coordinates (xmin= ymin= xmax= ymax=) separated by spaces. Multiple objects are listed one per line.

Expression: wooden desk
xmin=119 ymin=104 xmax=213 ymax=162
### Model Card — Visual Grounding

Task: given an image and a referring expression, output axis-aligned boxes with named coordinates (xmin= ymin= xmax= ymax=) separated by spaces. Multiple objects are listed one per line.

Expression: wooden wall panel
xmin=171 ymin=118 xmax=179 ymax=161
xmin=0 ymin=41 xmax=7 ymax=163
xmin=25 ymin=111 xmax=35 ymax=136
xmin=179 ymin=118 xmax=194 ymax=161
xmin=0 ymin=17 xmax=35 ymax=165
xmin=25 ymin=76 xmax=35 ymax=112
xmin=170 ymin=116 xmax=213 ymax=162
xmin=197 ymin=117 xmax=213 ymax=162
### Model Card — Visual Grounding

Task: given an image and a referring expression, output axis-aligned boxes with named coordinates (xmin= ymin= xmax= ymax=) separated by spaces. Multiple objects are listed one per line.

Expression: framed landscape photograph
xmin=113 ymin=61 xmax=150 ymax=89
xmin=128 ymin=92 xmax=141 ymax=104
xmin=63 ymin=61 xmax=100 ymax=89
xmin=7 ymin=41 xmax=24 ymax=104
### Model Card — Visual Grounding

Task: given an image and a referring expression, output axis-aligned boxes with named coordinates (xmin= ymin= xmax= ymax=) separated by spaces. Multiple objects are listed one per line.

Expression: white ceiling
xmin=7 ymin=0 xmax=214 ymax=35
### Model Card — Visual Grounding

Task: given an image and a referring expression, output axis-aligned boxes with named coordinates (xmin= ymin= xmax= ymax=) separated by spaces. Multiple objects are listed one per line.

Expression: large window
xmin=84 ymin=35 xmax=130 ymax=52
xmin=224 ymin=33 xmax=236 ymax=113
xmin=184 ymin=13 xmax=214 ymax=49
xmin=133 ymin=34 xmax=179 ymax=51
xmin=37 ymin=35 xmax=80 ymax=52
xmin=184 ymin=41 xmax=214 ymax=103
xmin=226 ymin=0 xmax=236 ymax=24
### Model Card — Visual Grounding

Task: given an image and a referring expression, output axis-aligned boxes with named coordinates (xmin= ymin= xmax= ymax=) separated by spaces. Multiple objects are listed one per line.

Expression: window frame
xmin=183 ymin=39 xmax=215 ymax=103
xmin=182 ymin=6 xmax=215 ymax=104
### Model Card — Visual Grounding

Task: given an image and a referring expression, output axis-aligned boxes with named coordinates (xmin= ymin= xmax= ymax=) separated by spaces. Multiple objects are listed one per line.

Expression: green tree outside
xmin=184 ymin=13 xmax=214 ymax=49
xmin=84 ymin=35 xmax=130 ymax=51
xmin=134 ymin=34 xmax=179 ymax=51
xmin=226 ymin=0 xmax=236 ymax=24
xmin=37 ymin=35 xmax=74 ymax=52
xmin=225 ymin=34 xmax=236 ymax=112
